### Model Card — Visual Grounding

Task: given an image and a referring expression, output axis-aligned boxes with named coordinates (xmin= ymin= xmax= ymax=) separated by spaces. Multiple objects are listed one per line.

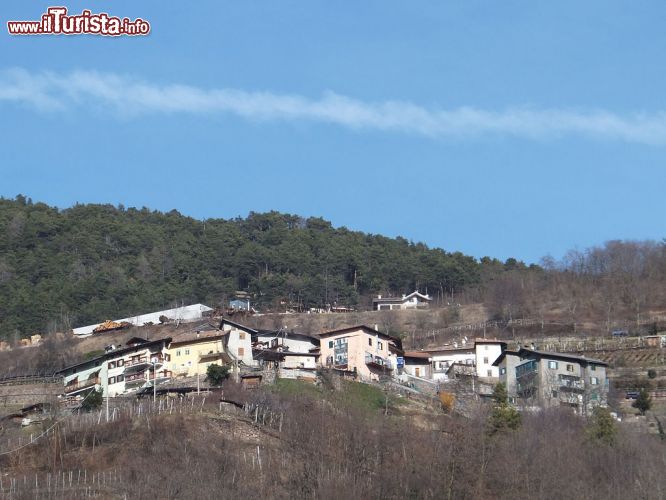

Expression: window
xmin=239 ymin=332 xmax=246 ymax=340
xmin=500 ymin=367 xmax=506 ymax=375
xmin=378 ymin=341 xmax=383 ymax=350
xmin=548 ymin=361 xmax=558 ymax=369
xmin=590 ymin=365 xmax=596 ymax=371
xmin=108 ymin=361 xmax=116 ymax=369
xmin=238 ymin=347 xmax=245 ymax=357
xmin=328 ymin=341 xmax=333 ymax=348
xmin=368 ymin=338 xmax=372 ymax=346
xmin=483 ymin=357 xmax=489 ymax=364
xmin=176 ymin=350 xmax=181 ymax=357
xmin=116 ymin=374 xmax=124 ymax=383
xmin=108 ymin=376 xmax=116 ymax=385
xmin=117 ymin=359 xmax=124 ymax=367
xmin=552 ymin=390 xmax=558 ymax=398
xmin=590 ymin=377 xmax=599 ymax=385
xmin=185 ymin=349 xmax=190 ymax=355
xmin=487 ymin=369 xmax=492 ymax=377
xmin=566 ymin=364 xmax=574 ymax=372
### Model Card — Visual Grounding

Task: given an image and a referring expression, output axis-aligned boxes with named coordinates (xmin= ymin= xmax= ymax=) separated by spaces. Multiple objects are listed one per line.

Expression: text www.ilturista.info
xmin=7 ymin=7 xmax=150 ymax=36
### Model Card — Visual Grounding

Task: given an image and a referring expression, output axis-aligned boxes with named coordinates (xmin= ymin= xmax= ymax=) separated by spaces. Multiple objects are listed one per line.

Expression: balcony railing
xmin=126 ymin=357 xmax=148 ymax=367
xmin=433 ymin=365 xmax=450 ymax=373
xmin=559 ymin=377 xmax=585 ymax=391
xmin=125 ymin=371 xmax=172 ymax=384
xmin=148 ymin=371 xmax=172 ymax=380
xmin=198 ymin=351 xmax=223 ymax=361
xmin=64 ymin=377 xmax=99 ymax=393
xmin=365 ymin=353 xmax=393 ymax=370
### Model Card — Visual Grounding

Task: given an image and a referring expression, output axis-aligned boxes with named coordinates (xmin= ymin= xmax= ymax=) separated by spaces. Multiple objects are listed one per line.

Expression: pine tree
xmin=487 ymin=382 xmax=521 ymax=435
xmin=586 ymin=406 xmax=617 ymax=446
xmin=632 ymin=388 xmax=652 ymax=416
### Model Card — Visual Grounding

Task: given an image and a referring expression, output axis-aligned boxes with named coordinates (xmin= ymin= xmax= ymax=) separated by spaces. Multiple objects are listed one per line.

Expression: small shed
xmin=240 ymin=373 xmax=262 ymax=389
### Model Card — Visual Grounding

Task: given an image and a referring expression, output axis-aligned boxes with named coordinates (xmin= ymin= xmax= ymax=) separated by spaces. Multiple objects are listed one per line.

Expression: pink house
xmin=319 ymin=325 xmax=401 ymax=381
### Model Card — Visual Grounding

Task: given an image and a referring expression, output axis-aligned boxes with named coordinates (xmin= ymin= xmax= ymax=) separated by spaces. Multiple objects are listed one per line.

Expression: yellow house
xmin=167 ymin=328 xmax=232 ymax=378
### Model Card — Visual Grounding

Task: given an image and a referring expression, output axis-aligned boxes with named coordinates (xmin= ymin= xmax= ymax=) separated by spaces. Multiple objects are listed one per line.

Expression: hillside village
xmin=4 ymin=293 xmax=659 ymax=422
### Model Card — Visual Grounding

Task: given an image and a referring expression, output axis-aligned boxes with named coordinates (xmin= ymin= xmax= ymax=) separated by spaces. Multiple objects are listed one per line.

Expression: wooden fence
xmin=0 ymin=469 xmax=123 ymax=499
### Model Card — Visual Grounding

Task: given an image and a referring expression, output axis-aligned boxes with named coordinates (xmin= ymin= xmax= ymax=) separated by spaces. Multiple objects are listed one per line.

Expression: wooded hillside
xmin=0 ymin=196 xmax=489 ymax=338
xmin=1 ymin=195 xmax=663 ymax=341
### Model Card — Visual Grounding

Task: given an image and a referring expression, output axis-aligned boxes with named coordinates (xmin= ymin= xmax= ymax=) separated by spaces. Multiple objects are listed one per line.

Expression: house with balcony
xmin=252 ymin=329 xmax=320 ymax=376
xmin=493 ymin=347 xmax=609 ymax=415
xmin=319 ymin=325 xmax=401 ymax=382
xmin=420 ymin=346 xmax=476 ymax=381
xmin=167 ymin=325 xmax=233 ymax=378
xmin=57 ymin=337 xmax=172 ymax=402
xmin=372 ymin=291 xmax=432 ymax=311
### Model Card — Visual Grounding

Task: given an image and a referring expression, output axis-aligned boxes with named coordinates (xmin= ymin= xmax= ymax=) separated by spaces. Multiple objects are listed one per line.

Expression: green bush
xmin=81 ymin=388 xmax=103 ymax=412
xmin=206 ymin=364 xmax=230 ymax=386
xmin=633 ymin=388 xmax=652 ymax=416
xmin=487 ymin=383 xmax=521 ymax=435
xmin=586 ymin=406 xmax=617 ymax=446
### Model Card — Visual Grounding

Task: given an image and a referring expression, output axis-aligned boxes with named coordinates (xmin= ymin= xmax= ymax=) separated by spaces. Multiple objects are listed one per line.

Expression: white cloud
xmin=1 ymin=67 xmax=666 ymax=145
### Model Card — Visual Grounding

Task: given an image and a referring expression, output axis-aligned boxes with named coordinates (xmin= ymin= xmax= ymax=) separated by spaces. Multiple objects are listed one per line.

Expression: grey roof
xmin=492 ymin=347 xmax=608 ymax=367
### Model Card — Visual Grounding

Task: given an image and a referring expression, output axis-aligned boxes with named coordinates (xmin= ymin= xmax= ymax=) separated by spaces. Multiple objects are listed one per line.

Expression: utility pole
xmin=152 ymin=360 xmax=157 ymax=405
xmin=101 ymin=370 xmax=109 ymax=422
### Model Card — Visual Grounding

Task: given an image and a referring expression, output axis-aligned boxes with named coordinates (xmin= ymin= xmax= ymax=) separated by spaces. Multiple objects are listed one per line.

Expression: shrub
xmin=647 ymin=369 xmax=657 ymax=379
xmin=81 ymin=388 xmax=103 ymax=412
xmin=632 ymin=388 xmax=652 ymax=416
xmin=206 ymin=364 xmax=230 ymax=386
xmin=586 ymin=406 xmax=617 ymax=446
xmin=487 ymin=382 xmax=521 ymax=435
xmin=439 ymin=391 xmax=455 ymax=413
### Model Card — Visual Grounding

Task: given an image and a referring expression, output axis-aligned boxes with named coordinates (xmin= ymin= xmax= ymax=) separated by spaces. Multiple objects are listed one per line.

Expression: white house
xmin=57 ymin=337 xmax=172 ymax=401
xmin=372 ymin=291 xmax=432 ymax=311
xmin=72 ymin=304 xmax=214 ymax=337
xmin=253 ymin=329 xmax=320 ymax=355
xmin=252 ymin=329 xmax=321 ymax=371
xmin=474 ymin=340 xmax=507 ymax=379
xmin=426 ymin=347 xmax=476 ymax=381
xmin=219 ymin=319 xmax=255 ymax=367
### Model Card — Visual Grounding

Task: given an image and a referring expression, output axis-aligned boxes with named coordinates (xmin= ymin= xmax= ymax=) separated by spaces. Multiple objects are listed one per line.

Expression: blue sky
xmin=1 ymin=1 xmax=665 ymax=263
